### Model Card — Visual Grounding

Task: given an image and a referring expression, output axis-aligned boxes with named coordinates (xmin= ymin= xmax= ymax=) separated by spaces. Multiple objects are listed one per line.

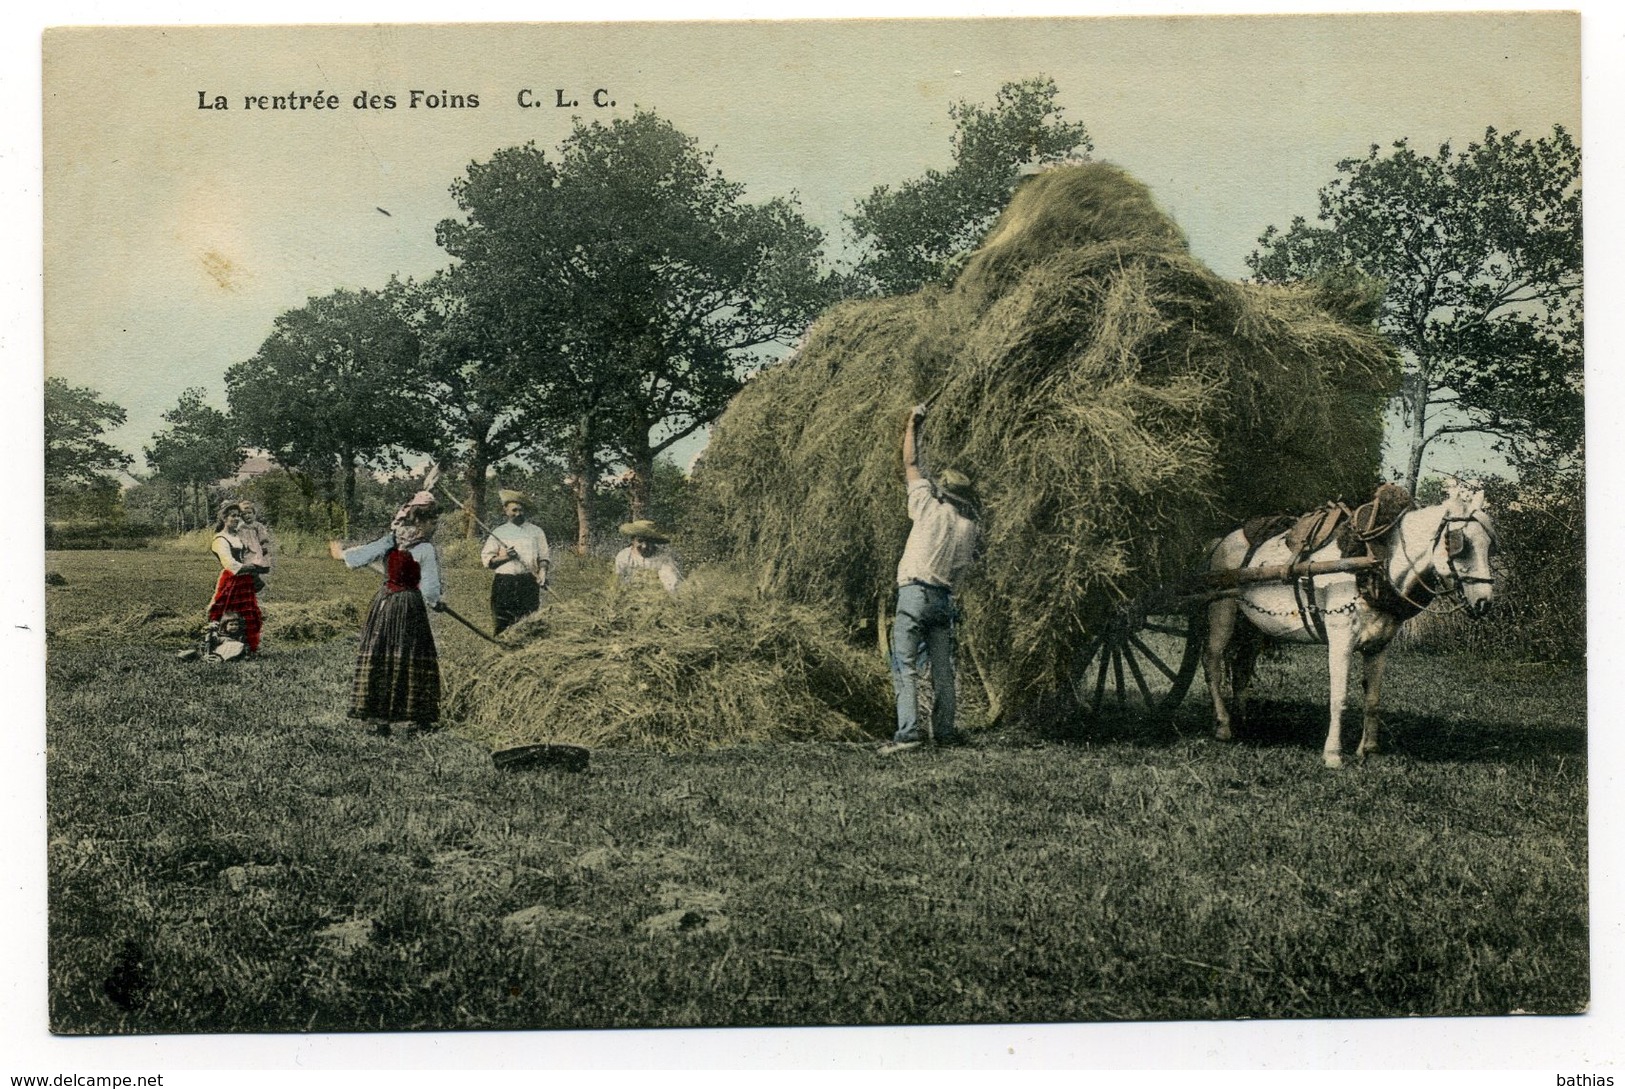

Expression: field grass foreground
xmin=44 ymin=550 xmax=1587 ymax=1032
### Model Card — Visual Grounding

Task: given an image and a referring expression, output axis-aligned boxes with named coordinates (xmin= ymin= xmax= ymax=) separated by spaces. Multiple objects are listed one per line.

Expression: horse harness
xmin=1239 ymin=486 xmax=1488 ymax=641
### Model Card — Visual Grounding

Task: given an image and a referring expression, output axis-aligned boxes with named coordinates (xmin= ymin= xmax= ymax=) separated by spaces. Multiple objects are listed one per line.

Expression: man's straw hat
xmin=619 ymin=519 xmax=670 ymax=543
xmin=499 ymin=489 xmax=527 ymax=506
xmin=936 ymin=469 xmax=979 ymax=509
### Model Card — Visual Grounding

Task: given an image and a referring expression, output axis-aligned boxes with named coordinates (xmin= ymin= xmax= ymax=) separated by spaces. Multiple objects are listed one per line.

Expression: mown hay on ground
xmin=51 ymin=603 xmax=199 ymax=644
xmin=443 ymin=568 xmax=892 ymax=752
xmin=50 ymin=598 xmax=362 ymax=647
xmin=260 ymin=598 xmax=363 ymax=643
xmin=688 ymin=162 xmax=1398 ymax=719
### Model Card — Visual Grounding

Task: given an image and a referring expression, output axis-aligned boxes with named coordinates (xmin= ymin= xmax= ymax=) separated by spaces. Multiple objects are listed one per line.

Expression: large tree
xmin=143 ymin=387 xmax=246 ymax=530
xmin=1249 ymin=126 xmax=1582 ymax=490
xmin=225 ymin=288 xmax=434 ymax=529
xmin=437 ymin=110 xmax=841 ymax=542
xmin=847 ymin=76 xmax=1093 ymax=296
xmin=44 ymin=377 xmax=133 ymax=496
xmin=390 ymin=272 xmax=554 ymax=537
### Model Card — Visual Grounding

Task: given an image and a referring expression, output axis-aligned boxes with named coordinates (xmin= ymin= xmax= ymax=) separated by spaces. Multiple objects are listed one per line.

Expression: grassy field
xmin=44 ymin=549 xmax=1588 ymax=1033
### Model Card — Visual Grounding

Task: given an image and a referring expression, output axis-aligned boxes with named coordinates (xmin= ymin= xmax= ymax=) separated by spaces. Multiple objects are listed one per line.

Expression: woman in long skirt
xmin=330 ymin=491 xmax=444 ymax=735
xmin=209 ymin=501 xmax=264 ymax=655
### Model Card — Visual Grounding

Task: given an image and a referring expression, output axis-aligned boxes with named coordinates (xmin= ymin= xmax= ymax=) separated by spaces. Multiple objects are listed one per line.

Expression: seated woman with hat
xmin=614 ymin=519 xmax=683 ymax=593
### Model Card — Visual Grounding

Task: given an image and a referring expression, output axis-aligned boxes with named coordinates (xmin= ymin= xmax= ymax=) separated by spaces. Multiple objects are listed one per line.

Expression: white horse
xmin=1203 ymin=483 xmax=1498 ymax=767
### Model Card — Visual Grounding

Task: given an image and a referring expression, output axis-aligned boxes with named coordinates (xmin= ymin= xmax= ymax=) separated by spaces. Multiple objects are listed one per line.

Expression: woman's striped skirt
xmin=348 ymin=587 xmax=440 ymax=723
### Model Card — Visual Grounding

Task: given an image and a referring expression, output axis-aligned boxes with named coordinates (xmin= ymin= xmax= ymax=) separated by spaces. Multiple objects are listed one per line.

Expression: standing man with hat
xmin=615 ymin=519 xmax=683 ymax=593
xmin=481 ymin=489 xmax=551 ymax=635
xmin=881 ymin=401 xmax=981 ymax=755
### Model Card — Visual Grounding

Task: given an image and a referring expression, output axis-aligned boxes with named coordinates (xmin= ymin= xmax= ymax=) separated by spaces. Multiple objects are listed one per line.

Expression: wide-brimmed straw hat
xmin=498 ymin=489 xmax=527 ymax=506
xmin=619 ymin=519 xmax=670 ymax=543
xmin=936 ymin=469 xmax=979 ymax=508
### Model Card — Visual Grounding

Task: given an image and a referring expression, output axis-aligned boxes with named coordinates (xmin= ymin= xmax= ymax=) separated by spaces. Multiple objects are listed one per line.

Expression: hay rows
xmin=262 ymin=599 xmax=363 ymax=643
xmin=690 ymin=162 xmax=1398 ymax=717
xmin=51 ymin=598 xmax=363 ymax=646
xmin=51 ymin=603 xmax=200 ymax=644
xmin=443 ymin=569 xmax=892 ymax=752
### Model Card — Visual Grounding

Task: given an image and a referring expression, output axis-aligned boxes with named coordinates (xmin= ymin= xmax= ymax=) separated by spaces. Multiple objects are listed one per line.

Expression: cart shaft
xmin=1203 ymin=554 xmax=1380 ymax=590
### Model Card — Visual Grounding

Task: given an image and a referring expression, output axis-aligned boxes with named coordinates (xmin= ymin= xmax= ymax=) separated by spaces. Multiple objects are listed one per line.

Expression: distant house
xmin=226 ymin=451 xmax=277 ymax=484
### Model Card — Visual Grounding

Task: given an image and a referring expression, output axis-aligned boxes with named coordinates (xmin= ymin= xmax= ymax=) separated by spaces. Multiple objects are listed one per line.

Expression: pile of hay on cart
xmin=688 ymin=162 xmax=1398 ymax=722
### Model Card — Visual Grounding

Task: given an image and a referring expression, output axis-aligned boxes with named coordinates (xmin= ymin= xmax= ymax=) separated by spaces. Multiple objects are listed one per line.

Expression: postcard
xmin=23 ymin=7 xmax=1615 ymax=1078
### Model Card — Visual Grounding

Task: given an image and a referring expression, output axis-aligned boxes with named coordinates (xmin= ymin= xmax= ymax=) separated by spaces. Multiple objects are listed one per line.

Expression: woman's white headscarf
xmin=390 ymin=490 xmax=438 ymax=548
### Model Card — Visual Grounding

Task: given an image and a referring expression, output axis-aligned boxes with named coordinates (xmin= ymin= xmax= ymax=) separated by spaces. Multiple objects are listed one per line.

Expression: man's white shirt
xmin=482 ymin=521 xmax=551 ymax=581
xmin=896 ymin=478 xmax=978 ymax=589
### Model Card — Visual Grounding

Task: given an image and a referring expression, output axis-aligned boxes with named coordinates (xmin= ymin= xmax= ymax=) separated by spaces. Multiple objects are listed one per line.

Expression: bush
xmin=44 ymin=480 xmax=125 ymax=525
xmin=46 ymin=521 xmax=158 ymax=551
xmin=1402 ymin=471 xmax=1584 ymax=664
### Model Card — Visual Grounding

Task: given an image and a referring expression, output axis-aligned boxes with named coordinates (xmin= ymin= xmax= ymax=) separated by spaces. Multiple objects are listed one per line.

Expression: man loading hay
xmin=692 ymin=163 xmax=1398 ymax=726
xmin=615 ymin=520 xmax=683 ymax=593
xmin=880 ymin=402 xmax=980 ymax=755
xmin=481 ymin=489 xmax=551 ymax=635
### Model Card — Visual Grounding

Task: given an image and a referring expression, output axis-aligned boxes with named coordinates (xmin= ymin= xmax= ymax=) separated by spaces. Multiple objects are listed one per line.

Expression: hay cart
xmin=1067 ymin=554 xmax=1383 ymax=722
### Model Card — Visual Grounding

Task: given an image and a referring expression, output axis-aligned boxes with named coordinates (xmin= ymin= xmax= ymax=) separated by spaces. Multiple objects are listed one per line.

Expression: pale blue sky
xmin=42 ymin=12 xmax=1578 ymax=483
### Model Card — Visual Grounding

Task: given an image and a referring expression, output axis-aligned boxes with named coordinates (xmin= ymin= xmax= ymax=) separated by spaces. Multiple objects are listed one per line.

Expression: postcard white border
xmin=6 ymin=0 xmax=1619 ymax=1079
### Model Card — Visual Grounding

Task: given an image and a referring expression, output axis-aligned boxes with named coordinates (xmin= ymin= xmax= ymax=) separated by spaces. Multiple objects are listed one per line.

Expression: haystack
xmin=443 ymin=569 xmax=892 ymax=752
xmin=689 ymin=162 xmax=1398 ymax=717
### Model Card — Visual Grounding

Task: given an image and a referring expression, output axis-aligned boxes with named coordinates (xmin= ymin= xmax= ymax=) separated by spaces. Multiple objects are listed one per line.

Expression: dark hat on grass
xmin=492 ymin=743 xmax=590 ymax=773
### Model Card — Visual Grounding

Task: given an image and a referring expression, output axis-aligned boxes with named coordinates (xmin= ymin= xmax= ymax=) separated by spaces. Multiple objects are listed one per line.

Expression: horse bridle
xmin=1397 ymin=510 xmax=1497 ymax=610
xmin=1444 ymin=510 xmax=1499 ymax=586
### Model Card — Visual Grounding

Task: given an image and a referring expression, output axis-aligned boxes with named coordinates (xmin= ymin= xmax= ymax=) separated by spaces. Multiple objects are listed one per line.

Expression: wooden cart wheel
xmin=1072 ymin=599 xmax=1203 ymax=723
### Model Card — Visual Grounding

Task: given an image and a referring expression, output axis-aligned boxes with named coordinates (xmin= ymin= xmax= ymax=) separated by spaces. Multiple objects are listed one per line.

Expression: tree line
xmin=47 ymin=79 xmax=1581 ymax=561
